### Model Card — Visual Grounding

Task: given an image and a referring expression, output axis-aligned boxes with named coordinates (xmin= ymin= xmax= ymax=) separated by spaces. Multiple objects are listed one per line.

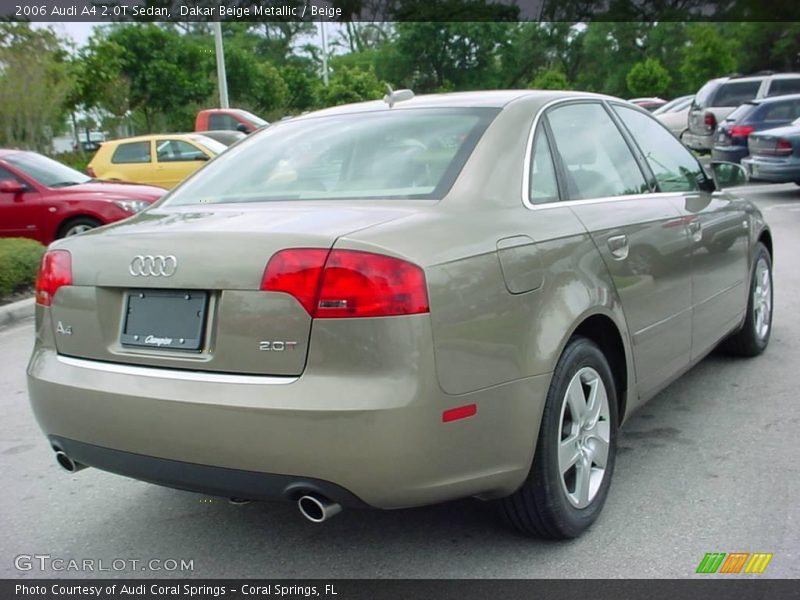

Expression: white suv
xmin=684 ymin=73 xmax=800 ymax=152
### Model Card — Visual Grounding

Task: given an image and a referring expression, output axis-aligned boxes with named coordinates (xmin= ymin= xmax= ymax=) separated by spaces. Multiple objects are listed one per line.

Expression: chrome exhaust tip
xmin=54 ymin=450 xmax=86 ymax=473
xmin=297 ymin=494 xmax=342 ymax=523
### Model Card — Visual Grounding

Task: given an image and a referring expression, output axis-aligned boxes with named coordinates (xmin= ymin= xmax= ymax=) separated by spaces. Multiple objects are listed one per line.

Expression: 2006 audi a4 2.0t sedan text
xmin=27 ymin=90 xmax=773 ymax=538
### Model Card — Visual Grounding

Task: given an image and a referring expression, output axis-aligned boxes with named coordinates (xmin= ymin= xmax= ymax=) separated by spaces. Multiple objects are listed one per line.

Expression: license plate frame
xmin=121 ymin=289 xmax=208 ymax=351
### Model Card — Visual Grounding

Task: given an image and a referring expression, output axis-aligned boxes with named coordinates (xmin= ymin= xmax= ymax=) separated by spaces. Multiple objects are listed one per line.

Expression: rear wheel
xmin=499 ymin=336 xmax=618 ymax=539
xmin=721 ymin=242 xmax=772 ymax=356
xmin=58 ymin=217 xmax=101 ymax=239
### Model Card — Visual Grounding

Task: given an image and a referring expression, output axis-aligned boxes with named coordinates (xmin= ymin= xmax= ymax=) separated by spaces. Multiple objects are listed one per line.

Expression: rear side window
xmin=208 ymin=114 xmax=238 ymax=130
xmin=711 ymin=81 xmax=761 ymax=107
xmin=613 ymin=105 xmax=703 ymax=193
xmin=528 ymin=127 xmax=560 ymax=204
xmin=766 ymin=78 xmax=800 ymax=97
xmin=759 ymin=99 xmax=800 ymax=122
xmin=112 ymin=141 xmax=151 ymax=164
xmin=546 ymin=103 xmax=648 ymax=201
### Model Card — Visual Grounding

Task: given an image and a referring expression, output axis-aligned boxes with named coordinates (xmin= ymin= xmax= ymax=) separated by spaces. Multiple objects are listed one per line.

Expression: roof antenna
xmin=383 ymin=84 xmax=414 ymax=108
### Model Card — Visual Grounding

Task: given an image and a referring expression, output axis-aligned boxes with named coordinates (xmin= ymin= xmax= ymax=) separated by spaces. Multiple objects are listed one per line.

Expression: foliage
xmin=52 ymin=151 xmax=90 ymax=174
xmin=316 ymin=66 xmax=385 ymax=107
xmin=0 ymin=238 xmax=46 ymax=298
xmin=0 ymin=24 xmax=75 ymax=152
xmin=626 ymin=58 xmax=671 ymax=97
xmin=530 ymin=69 xmax=571 ymax=91
xmin=679 ymin=24 xmax=738 ymax=94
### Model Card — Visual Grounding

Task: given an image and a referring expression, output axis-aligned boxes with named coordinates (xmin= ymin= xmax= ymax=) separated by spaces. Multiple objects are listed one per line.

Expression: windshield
xmin=5 ymin=152 xmax=90 ymax=187
xmin=190 ymin=135 xmax=227 ymax=155
xmin=233 ymin=109 xmax=268 ymax=128
xmin=165 ymin=107 xmax=498 ymax=206
xmin=653 ymin=95 xmax=693 ymax=115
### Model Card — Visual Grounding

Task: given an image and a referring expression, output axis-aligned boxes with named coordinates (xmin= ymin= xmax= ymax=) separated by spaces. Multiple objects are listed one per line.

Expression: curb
xmin=0 ymin=297 xmax=35 ymax=328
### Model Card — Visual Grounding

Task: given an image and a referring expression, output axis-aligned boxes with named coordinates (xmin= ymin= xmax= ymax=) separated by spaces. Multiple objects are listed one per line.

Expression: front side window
xmin=546 ymin=103 xmax=648 ymax=200
xmin=165 ymin=108 xmax=498 ymax=206
xmin=711 ymin=81 xmax=761 ymax=107
xmin=766 ymin=78 xmax=800 ymax=97
xmin=528 ymin=127 xmax=560 ymax=204
xmin=613 ymin=104 xmax=704 ymax=193
xmin=112 ymin=141 xmax=152 ymax=164
xmin=156 ymin=140 xmax=208 ymax=162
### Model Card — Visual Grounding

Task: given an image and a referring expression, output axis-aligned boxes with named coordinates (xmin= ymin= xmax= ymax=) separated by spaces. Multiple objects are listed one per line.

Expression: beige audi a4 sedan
xmin=27 ymin=90 xmax=773 ymax=538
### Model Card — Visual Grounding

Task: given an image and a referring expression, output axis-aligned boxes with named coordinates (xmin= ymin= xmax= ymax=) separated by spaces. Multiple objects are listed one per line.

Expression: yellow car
xmin=88 ymin=134 xmax=226 ymax=189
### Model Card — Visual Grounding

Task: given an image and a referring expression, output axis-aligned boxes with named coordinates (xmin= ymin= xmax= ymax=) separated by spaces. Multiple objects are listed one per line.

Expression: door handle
xmin=687 ymin=219 xmax=702 ymax=242
xmin=607 ymin=234 xmax=629 ymax=260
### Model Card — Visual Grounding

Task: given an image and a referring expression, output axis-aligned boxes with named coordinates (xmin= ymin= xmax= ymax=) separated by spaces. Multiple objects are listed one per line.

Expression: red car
xmin=0 ymin=150 xmax=165 ymax=245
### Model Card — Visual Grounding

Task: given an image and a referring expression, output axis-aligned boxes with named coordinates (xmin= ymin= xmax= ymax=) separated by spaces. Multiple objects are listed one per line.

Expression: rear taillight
xmin=704 ymin=111 xmax=717 ymax=129
xmin=35 ymin=250 xmax=72 ymax=306
xmin=775 ymin=138 xmax=794 ymax=156
xmin=86 ymin=166 xmax=96 ymax=178
xmin=261 ymin=249 xmax=429 ymax=318
xmin=730 ymin=125 xmax=754 ymax=138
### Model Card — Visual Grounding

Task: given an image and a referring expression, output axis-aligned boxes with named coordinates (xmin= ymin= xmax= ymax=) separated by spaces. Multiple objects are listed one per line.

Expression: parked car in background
xmin=28 ymin=90 xmax=773 ymax=540
xmin=0 ymin=150 xmax=164 ymax=244
xmin=685 ymin=72 xmax=800 ymax=152
xmin=653 ymin=94 xmax=694 ymax=139
xmin=88 ymin=134 xmax=226 ymax=189
xmin=712 ymin=94 xmax=800 ymax=163
xmin=195 ymin=108 xmax=268 ymax=134
xmin=742 ymin=116 xmax=800 ymax=185
xmin=628 ymin=97 xmax=667 ymax=112
xmin=196 ymin=130 xmax=246 ymax=147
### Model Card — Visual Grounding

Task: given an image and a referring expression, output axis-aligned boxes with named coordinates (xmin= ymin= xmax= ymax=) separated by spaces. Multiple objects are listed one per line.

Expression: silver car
xmin=27 ymin=91 xmax=773 ymax=538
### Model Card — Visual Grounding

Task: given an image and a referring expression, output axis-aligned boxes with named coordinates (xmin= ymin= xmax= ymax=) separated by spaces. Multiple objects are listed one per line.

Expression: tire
xmin=721 ymin=242 xmax=773 ymax=357
xmin=58 ymin=217 xmax=101 ymax=239
xmin=499 ymin=336 xmax=618 ymax=539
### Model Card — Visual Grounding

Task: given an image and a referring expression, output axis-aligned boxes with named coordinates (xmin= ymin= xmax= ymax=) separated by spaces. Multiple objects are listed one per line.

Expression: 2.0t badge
xmin=129 ymin=255 xmax=178 ymax=277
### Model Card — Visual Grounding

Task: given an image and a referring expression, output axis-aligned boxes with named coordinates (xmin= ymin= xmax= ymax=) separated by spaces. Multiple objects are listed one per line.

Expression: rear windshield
xmin=711 ymin=80 xmax=761 ymax=107
xmin=725 ymin=103 xmax=757 ymax=123
xmin=693 ymin=81 xmax=719 ymax=109
xmin=165 ymin=108 xmax=499 ymax=205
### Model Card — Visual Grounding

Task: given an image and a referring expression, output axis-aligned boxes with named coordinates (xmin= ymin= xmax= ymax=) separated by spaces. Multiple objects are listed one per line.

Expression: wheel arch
xmin=56 ymin=214 xmax=104 ymax=239
xmin=757 ymin=227 xmax=772 ymax=262
xmin=567 ymin=312 xmax=631 ymax=425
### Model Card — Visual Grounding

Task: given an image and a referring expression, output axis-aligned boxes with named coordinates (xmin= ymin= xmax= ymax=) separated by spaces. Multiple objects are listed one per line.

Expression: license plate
xmin=121 ymin=290 xmax=208 ymax=351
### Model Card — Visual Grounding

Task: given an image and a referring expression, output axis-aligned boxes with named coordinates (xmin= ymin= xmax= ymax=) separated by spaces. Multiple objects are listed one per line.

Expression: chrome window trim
xmin=57 ymin=355 xmax=298 ymax=385
xmin=521 ymin=97 xmax=667 ymax=211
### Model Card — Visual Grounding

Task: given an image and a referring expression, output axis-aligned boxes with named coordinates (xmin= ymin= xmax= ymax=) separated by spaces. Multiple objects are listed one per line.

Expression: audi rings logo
xmin=129 ymin=255 xmax=178 ymax=277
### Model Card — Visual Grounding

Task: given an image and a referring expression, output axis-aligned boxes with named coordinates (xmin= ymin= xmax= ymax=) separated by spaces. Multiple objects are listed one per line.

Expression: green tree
xmin=626 ymin=58 xmax=671 ymax=97
xmin=316 ymin=66 xmax=384 ymax=107
xmin=679 ymin=24 xmax=738 ymax=94
xmin=0 ymin=23 xmax=75 ymax=151
xmin=530 ymin=69 xmax=571 ymax=90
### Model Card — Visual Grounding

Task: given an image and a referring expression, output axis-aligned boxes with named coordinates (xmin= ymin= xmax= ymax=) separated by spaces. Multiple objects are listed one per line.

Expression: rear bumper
xmin=741 ymin=157 xmax=800 ymax=183
xmin=683 ymin=131 xmax=713 ymax=151
xmin=27 ymin=340 xmax=549 ymax=509
xmin=711 ymin=146 xmax=748 ymax=164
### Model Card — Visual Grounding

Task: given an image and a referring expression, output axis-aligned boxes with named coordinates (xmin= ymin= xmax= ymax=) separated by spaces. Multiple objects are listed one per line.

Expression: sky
xmin=38 ymin=22 xmax=99 ymax=47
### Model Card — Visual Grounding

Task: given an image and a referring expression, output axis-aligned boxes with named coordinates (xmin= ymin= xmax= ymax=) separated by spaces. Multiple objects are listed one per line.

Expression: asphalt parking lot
xmin=1 ymin=183 xmax=799 ymax=579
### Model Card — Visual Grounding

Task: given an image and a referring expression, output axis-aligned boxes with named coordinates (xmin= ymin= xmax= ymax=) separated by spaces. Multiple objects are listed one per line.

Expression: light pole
xmin=213 ymin=21 xmax=230 ymax=108
xmin=320 ymin=21 xmax=329 ymax=86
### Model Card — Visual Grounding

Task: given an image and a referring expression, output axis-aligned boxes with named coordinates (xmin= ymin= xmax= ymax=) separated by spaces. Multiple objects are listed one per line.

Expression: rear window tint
xmin=766 ymin=78 xmax=800 ymax=97
xmin=111 ymin=141 xmax=151 ymax=164
xmin=711 ymin=81 xmax=761 ymax=107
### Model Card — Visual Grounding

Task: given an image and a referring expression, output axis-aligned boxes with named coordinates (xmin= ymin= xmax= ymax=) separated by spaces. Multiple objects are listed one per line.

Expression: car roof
xmin=290 ymin=90 xmax=615 ymax=122
xmin=751 ymin=93 xmax=800 ymax=105
xmin=0 ymin=148 xmax=28 ymax=159
xmin=102 ymin=133 xmax=202 ymax=144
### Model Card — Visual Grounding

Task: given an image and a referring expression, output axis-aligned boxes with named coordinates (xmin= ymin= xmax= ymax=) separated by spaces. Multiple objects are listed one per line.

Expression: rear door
xmin=612 ymin=103 xmax=750 ymax=359
xmin=109 ymin=140 xmax=154 ymax=184
xmin=544 ymin=101 xmax=693 ymax=397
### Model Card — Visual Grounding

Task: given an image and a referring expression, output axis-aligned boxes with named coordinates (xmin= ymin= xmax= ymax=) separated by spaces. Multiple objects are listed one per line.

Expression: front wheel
xmin=58 ymin=216 xmax=101 ymax=239
xmin=499 ymin=336 xmax=618 ymax=539
xmin=721 ymin=242 xmax=773 ymax=356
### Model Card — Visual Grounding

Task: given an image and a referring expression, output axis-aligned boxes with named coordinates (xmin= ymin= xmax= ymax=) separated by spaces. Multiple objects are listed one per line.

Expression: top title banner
xmin=4 ymin=0 xmax=800 ymax=22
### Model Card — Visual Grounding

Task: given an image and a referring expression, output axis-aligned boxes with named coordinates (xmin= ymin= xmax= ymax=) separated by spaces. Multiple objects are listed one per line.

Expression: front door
xmin=544 ymin=101 xmax=694 ymax=399
xmin=0 ymin=166 xmax=41 ymax=241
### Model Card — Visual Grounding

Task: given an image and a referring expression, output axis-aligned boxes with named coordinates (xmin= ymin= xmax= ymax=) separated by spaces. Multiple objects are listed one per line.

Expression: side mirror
xmin=0 ymin=179 xmax=26 ymax=194
xmin=709 ymin=161 xmax=749 ymax=189
xmin=236 ymin=123 xmax=250 ymax=134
